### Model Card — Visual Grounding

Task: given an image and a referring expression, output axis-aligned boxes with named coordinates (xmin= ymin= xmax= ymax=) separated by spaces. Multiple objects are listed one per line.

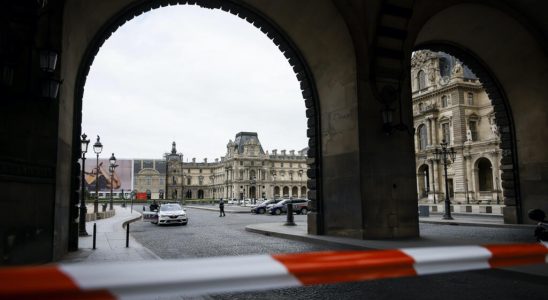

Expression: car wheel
xmin=300 ymin=208 xmax=308 ymax=215
xmin=259 ymin=208 xmax=265 ymax=214
xmin=274 ymin=208 xmax=281 ymax=215
xmin=182 ymin=222 xmax=188 ymax=226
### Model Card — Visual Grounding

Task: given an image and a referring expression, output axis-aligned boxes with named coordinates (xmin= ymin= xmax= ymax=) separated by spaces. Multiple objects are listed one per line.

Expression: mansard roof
xmin=233 ymin=132 xmax=265 ymax=154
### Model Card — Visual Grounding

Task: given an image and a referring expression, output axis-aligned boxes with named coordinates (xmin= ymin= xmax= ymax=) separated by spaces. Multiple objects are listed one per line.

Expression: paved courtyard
xmin=129 ymin=207 xmax=548 ymax=300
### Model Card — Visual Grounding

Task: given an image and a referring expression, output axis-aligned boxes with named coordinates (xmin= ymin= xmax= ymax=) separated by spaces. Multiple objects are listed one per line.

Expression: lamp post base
xmin=442 ymin=214 xmax=454 ymax=220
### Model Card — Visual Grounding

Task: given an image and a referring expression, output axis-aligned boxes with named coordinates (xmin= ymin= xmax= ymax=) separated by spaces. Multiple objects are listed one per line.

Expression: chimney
xmin=272 ymin=149 xmax=277 ymax=155
xmin=281 ymin=150 xmax=286 ymax=156
xmin=204 ymin=158 xmax=207 ymax=163
xmin=290 ymin=150 xmax=295 ymax=156
xmin=215 ymin=158 xmax=219 ymax=163
xmin=192 ymin=158 xmax=196 ymax=163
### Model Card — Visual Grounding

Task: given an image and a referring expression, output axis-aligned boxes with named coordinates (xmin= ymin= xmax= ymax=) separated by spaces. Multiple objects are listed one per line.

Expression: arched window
xmin=417 ymin=164 xmax=429 ymax=198
xmin=283 ymin=186 xmax=289 ymax=197
xmin=418 ymin=124 xmax=428 ymax=150
xmin=417 ymin=70 xmax=426 ymax=90
xmin=418 ymin=102 xmax=424 ymax=112
xmin=274 ymin=186 xmax=280 ymax=197
xmin=441 ymin=95 xmax=449 ymax=108
xmin=249 ymin=169 xmax=256 ymax=180
xmin=292 ymin=186 xmax=298 ymax=197
xmin=477 ymin=158 xmax=493 ymax=191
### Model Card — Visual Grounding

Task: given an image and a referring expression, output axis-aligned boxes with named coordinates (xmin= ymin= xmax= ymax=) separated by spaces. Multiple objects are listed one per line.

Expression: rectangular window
xmin=281 ymin=162 xmax=284 ymax=167
xmin=442 ymin=123 xmax=451 ymax=144
xmin=240 ymin=161 xmax=243 ymax=166
xmin=187 ymin=178 xmax=191 ymax=185
xmin=469 ymin=121 xmax=478 ymax=141
xmin=441 ymin=96 xmax=448 ymax=108
xmin=467 ymin=93 xmax=474 ymax=105
xmin=199 ymin=169 xmax=202 ymax=173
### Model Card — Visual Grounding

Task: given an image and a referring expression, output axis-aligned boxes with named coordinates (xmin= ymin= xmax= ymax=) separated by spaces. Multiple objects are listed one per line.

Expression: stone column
xmin=428 ymin=160 xmax=436 ymax=203
xmin=492 ymin=152 xmax=501 ymax=204
xmin=432 ymin=118 xmax=438 ymax=145
xmin=472 ymin=166 xmax=479 ymax=203
xmin=427 ymin=118 xmax=433 ymax=145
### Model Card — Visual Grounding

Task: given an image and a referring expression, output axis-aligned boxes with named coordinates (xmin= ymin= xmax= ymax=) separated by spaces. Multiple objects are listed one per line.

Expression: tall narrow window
xmin=418 ymin=125 xmax=427 ymax=150
xmin=442 ymin=123 xmax=451 ymax=144
xmin=467 ymin=92 xmax=474 ymax=105
xmin=469 ymin=121 xmax=478 ymax=141
xmin=418 ymin=102 xmax=424 ymax=112
xmin=417 ymin=70 xmax=426 ymax=90
xmin=441 ymin=95 xmax=448 ymax=108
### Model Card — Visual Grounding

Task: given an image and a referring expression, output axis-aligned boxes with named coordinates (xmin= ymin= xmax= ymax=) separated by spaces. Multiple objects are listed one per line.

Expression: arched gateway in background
xmin=1 ymin=0 xmax=548 ymax=265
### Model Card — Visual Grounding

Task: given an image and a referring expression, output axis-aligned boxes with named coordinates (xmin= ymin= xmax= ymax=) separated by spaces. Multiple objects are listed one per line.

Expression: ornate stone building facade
xmin=158 ymin=132 xmax=308 ymax=200
xmin=412 ymin=51 xmax=503 ymax=212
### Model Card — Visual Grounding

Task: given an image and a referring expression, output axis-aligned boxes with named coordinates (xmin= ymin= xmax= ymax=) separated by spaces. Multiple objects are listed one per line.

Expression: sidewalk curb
xmin=418 ymin=219 xmax=536 ymax=229
xmin=119 ymin=209 xmax=162 ymax=261
xmin=122 ymin=212 xmax=143 ymax=229
xmin=185 ymin=205 xmax=251 ymax=214
xmin=245 ymin=224 xmax=368 ymax=250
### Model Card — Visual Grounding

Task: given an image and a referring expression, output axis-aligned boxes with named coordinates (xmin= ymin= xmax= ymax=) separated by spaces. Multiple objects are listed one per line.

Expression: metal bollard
xmin=285 ymin=203 xmax=296 ymax=226
xmin=126 ymin=223 xmax=130 ymax=248
xmin=92 ymin=223 xmax=97 ymax=250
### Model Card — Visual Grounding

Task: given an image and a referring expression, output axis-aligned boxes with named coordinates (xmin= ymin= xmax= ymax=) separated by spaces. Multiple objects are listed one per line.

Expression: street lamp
xmin=93 ymin=135 xmax=103 ymax=213
xmin=109 ymin=153 xmax=117 ymax=211
xmin=79 ymin=133 xmax=90 ymax=236
xmin=434 ymin=139 xmax=456 ymax=220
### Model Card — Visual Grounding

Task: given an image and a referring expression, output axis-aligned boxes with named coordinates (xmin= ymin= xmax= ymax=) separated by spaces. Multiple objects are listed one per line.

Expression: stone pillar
xmin=432 ymin=118 xmax=438 ymax=145
xmin=492 ymin=152 xmax=501 ymax=204
xmin=472 ymin=166 xmax=479 ymax=203
xmin=428 ymin=160 xmax=436 ymax=203
xmin=452 ymin=152 xmax=467 ymax=203
xmin=427 ymin=118 xmax=433 ymax=145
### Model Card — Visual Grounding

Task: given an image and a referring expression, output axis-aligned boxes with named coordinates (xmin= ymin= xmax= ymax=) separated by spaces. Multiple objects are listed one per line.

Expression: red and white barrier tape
xmin=1 ymin=242 xmax=547 ymax=299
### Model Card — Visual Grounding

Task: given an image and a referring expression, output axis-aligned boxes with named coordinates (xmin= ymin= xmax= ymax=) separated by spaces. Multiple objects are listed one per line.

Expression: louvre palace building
xmin=134 ymin=132 xmax=309 ymax=200
xmin=412 ymin=51 xmax=503 ymax=214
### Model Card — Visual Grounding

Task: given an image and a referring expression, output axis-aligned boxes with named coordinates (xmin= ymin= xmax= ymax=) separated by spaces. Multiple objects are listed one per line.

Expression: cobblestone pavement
xmin=130 ymin=208 xmax=547 ymax=300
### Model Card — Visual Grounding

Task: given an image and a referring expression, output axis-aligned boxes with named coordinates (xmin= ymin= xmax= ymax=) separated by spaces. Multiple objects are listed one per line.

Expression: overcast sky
xmin=82 ymin=6 xmax=306 ymax=161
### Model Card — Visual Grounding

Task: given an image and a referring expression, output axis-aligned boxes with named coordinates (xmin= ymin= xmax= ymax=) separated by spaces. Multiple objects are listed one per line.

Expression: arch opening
xmin=71 ymin=0 xmax=324 ymax=240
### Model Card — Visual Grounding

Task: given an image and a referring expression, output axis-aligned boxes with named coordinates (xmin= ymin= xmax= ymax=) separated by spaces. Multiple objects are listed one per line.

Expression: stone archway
xmin=417 ymin=164 xmax=429 ymax=200
xmin=411 ymin=3 xmax=548 ymax=223
xmin=68 ymin=0 xmax=325 ymax=239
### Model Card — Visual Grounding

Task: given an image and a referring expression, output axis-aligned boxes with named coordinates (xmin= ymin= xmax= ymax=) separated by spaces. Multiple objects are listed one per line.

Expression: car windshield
xmin=263 ymin=200 xmax=277 ymax=205
xmin=279 ymin=200 xmax=290 ymax=205
xmin=160 ymin=204 xmax=182 ymax=211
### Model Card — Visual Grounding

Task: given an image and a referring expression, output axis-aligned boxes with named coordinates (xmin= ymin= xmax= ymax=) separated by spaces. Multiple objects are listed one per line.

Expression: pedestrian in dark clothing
xmin=150 ymin=200 xmax=159 ymax=212
xmin=219 ymin=198 xmax=226 ymax=217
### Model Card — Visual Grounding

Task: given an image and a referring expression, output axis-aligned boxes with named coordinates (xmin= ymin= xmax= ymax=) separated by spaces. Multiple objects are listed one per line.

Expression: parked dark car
xmin=251 ymin=199 xmax=281 ymax=214
xmin=268 ymin=199 xmax=310 ymax=215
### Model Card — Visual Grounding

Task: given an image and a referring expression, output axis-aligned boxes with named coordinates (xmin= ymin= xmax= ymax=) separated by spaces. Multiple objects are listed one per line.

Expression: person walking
xmin=219 ymin=198 xmax=226 ymax=217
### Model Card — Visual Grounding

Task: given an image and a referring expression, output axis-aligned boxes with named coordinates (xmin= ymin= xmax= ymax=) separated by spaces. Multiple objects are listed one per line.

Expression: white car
xmin=156 ymin=203 xmax=188 ymax=225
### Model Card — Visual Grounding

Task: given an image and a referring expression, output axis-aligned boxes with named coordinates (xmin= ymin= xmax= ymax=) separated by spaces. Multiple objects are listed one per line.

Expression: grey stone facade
xmin=157 ymin=132 xmax=308 ymax=200
xmin=412 ymin=51 xmax=503 ymax=210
